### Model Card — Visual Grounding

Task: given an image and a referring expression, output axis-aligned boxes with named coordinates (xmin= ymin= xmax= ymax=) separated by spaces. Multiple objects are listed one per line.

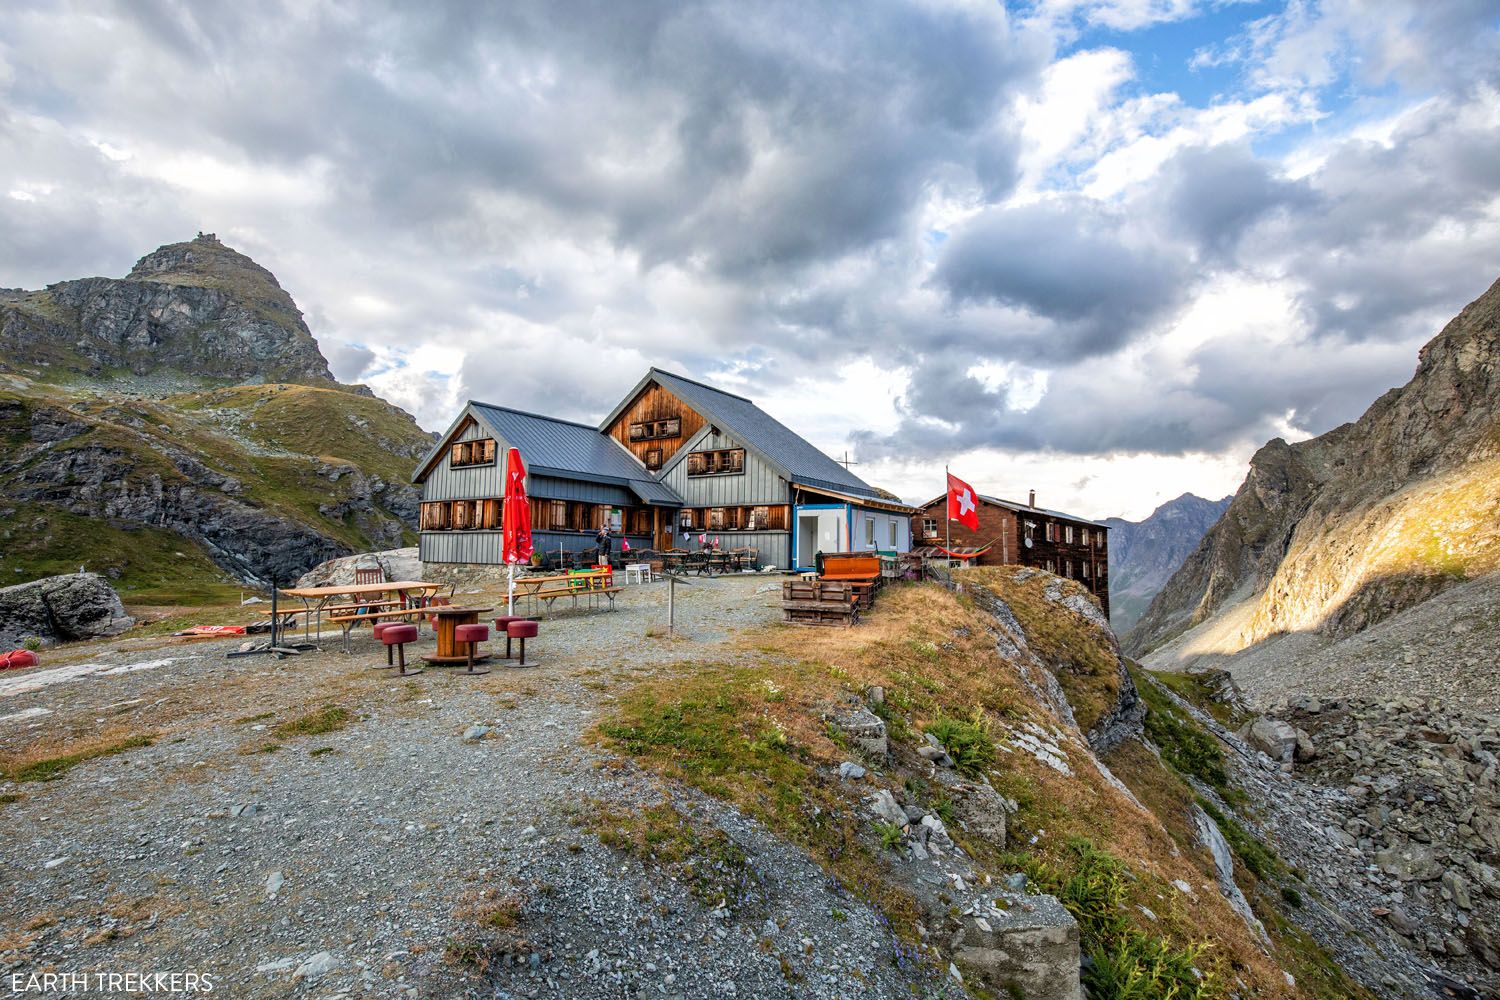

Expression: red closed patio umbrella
xmin=501 ymin=447 xmax=534 ymax=615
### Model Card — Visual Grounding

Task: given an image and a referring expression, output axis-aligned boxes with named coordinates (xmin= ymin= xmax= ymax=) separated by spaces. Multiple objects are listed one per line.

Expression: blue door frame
xmin=791 ymin=503 xmax=850 ymax=572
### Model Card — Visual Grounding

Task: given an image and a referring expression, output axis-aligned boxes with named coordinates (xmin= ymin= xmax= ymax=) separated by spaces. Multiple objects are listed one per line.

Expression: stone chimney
xmin=1028 ymin=490 xmax=1036 ymax=508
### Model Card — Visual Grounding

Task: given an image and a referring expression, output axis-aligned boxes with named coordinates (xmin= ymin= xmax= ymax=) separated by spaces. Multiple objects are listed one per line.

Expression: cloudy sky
xmin=3 ymin=1 xmax=1499 ymax=519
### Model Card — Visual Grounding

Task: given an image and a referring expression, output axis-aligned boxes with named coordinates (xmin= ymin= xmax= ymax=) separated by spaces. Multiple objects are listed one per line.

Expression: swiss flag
xmin=947 ymin=473 xmax=980 ymax=531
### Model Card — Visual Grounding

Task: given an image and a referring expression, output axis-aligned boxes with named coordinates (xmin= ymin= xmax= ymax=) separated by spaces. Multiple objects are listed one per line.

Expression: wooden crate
xmin=781 ymin=580 xmax=859 ymax=627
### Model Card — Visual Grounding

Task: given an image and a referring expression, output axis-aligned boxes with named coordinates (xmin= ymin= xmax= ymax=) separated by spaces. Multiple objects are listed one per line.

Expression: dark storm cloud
xmin=933 ymin=200 xmax=1188 ymax=359
xmin=1153 ymin=143 xmax=1313 ymax=258
xmin=1 ymin=0 xmax=1497 ymax=470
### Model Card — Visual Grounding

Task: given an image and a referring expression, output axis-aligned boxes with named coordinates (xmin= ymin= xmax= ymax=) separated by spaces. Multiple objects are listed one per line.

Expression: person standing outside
xmin=595 ymin=524 xmax=612 ymax=567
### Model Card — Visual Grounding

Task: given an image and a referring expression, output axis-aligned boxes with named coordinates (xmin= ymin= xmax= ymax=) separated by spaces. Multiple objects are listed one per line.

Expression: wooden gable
xmin=603 ymin=380 xmax=706 ymax=470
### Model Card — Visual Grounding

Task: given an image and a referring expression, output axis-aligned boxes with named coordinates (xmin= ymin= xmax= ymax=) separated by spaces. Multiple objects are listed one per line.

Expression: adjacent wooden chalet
xmin=412 ymin=403 xmax=682 ymax=565
xmin=599 ymin=369 xmax=916 ymax=570
xmin=413 ymin=368 xmax=916 ymax=571
xmin=914 ymin=490 xmax=1110 ymax=615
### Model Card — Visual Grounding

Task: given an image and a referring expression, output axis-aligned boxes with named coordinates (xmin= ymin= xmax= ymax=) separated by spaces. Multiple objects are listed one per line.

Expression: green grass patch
xmin=923 ymin=712 xmax=995 ymax=777
xmin=1132 ymin=668 xmax=1238 ymax=802
xmin=1021 ymin=839 xmax=1213 ymax=1000
xmin=0 ymin=505 xmax=240 ymax=605
xmin=1145 ymin=670 xmax=1242 ymax=727
xmin=271 ymin=705 xmax=350 ymax=739
xmin=8 ymin=734 xmax=156 ymax=782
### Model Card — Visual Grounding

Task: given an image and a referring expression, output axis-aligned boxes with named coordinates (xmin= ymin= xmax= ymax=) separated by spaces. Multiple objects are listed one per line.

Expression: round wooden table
xmin=421 ymin=606 xmax=495 ymax=665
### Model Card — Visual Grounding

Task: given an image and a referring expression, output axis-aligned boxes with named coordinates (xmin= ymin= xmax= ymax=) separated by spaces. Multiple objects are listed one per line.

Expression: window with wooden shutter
xmin=450 ymin=438 xmax=498 ymax=468
xmin=687 ymin=448 xmax=745 ymax=477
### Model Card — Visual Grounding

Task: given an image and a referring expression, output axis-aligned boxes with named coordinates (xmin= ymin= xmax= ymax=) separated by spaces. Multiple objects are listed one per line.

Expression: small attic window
xmin=450 ymin=439 xmax=497 ymax=468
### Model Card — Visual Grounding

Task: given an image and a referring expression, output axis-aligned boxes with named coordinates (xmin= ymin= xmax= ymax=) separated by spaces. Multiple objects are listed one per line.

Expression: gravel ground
xmin=1 ymin=576 xmax=961 ymax=999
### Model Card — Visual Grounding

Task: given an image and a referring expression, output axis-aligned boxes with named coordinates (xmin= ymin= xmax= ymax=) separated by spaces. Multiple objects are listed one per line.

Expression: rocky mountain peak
xmin=0 ymin=234 xmax=336 ymax=388
xmin=1129 ymin=273 xmax=1500 ymax=660
xmin=127 ymin=233 xmax=288 ymax=299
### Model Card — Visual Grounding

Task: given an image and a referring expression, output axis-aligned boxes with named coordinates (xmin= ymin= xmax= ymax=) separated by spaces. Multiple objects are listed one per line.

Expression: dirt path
xmin=1 ymin=577 xmax=953 ymax=999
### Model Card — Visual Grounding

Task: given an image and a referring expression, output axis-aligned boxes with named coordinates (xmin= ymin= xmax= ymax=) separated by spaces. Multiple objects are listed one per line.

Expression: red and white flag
xmin=947 ymin=473 xmax=979 ymax=531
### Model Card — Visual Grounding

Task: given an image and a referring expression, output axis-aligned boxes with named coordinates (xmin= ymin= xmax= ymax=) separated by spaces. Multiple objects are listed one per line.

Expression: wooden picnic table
xmin=511 ymin=570 xmax=620 ymax=616
xmin=278 ymin=580 xmax=446 ymax=650
xmin=422 ymin=606 xmax=495 ymax=665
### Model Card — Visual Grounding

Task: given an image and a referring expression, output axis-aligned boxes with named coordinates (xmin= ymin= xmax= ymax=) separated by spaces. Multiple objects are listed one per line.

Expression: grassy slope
xmin=0 ymin=377 xmax=432 ymax=604
xmin=593 ymin=579 xmax=1359 ymax=999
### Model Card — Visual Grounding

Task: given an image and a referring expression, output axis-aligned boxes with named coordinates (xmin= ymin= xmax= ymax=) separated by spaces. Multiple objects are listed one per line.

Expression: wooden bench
xmin=513 ymin=573 xmax=622 ymax=615
xmin=818 ymin=554 xmax=882 ymax=610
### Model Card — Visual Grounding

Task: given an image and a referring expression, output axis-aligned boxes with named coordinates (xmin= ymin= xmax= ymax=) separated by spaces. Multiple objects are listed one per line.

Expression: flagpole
xmin=945 ymin=463 xmax=951 ymax=554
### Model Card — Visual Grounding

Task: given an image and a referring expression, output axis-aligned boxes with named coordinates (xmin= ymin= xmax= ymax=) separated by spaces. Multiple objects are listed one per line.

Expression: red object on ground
xmin=502 ymin=448 xmax=534 ymax=566
xmin=175 ymin=625 xmax=247 ymax=637
xmin=1 ymin=649 xmax=40 ymax=670
xmin=454 ymin=623 xmax=489 ymax=643
xmin=946 ymin=473 xmax=980 ymax=532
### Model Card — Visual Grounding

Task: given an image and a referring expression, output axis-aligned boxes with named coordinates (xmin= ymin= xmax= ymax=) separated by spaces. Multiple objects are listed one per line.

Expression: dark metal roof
xmin=471 ymin=403 xmax=684 ymax=507
xmin=622 ymin=368 xmax=883 ymax=500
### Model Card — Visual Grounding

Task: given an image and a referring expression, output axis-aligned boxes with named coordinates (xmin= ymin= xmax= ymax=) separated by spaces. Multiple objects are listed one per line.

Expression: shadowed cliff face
xmin=1127 ymin=274 xmax=1500 ymax=659
xmin=0 ymin=237 xmax=437 ymax=596
xmin=1102 ymin=493 xmax=1231 ymax=635
xmin=0 ymin=235 xmax=334 ymax=387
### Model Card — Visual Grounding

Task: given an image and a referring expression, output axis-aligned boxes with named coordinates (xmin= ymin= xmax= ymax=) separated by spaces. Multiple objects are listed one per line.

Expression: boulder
xmin=295 ymin=548 xmax=422 ymax=589
xmin=952 ymin=891 xmax=1083 ymax=1000
xmin=831 ymin=705 xmax=888 ymax=759
xmin=0 ymin=573 xmax=133 ymax=648
xmin=1239 ymin=716 xmax=1299 ymax=764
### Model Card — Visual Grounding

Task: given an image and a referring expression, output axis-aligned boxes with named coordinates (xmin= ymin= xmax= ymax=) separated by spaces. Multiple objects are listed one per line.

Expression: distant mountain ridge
xmin=0 ymin=236 xmax=435 ymax=599
xmin=1127 ymin=274 xmax=1500 ymax=691
xmin=1102 ymin=493 xmax=1231 ymax=635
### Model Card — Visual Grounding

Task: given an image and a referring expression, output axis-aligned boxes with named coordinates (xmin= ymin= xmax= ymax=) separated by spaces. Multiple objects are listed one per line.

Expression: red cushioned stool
xmin=493 ymin=616 xmax=525 ymax=659
xmin=379 ymin=623 xmax=422 ymax=676
xmin=453 ymin=623 xmax=491 ymax=676
xmin=506 ymin=619 xmax=539 ymax=668
xmin=371 ymin=622 xmax=396 ymax=669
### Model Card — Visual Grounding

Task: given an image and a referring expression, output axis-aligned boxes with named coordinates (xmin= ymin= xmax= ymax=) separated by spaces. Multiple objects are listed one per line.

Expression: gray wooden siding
xmin=420 ymin=530 xmax=503 ymax=564
xmin=420 ymin=417 xmax=509 ymax=502
xmin=422 ymin=530 xmax=654 ymax=565
xmin=529 ymin=475 xmax=633 ymax=505
xmin=660 ymin=427 xmax=790 ymax=507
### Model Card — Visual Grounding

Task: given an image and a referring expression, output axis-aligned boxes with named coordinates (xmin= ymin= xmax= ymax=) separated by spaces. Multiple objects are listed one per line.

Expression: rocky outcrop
xmin=1102 ymin=493 xmax=1231 ymax=635
xmin=1129 ymin=274 xmax=1500 ymax=661
xmin=0 ymin=234 xmax=334 ymax=386
xmin=296 ymin=548 xmax=423 ymax=589
xmin=0 ymin=573 xmax=133 ymax=647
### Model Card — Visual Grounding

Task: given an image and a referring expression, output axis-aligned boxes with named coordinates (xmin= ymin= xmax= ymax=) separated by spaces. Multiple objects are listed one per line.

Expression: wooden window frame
xmin=450 ymin=438 xmax=497 ymax=469
xmin=686 ymin=448 xmax=746 ymax=478
xmin=921 ymin=517 xmax=938 ymax=538
xmin=644 ymin=447 xmax=663 ymax=470
xmin=627 ymin=417 xmax=683 ymax=442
